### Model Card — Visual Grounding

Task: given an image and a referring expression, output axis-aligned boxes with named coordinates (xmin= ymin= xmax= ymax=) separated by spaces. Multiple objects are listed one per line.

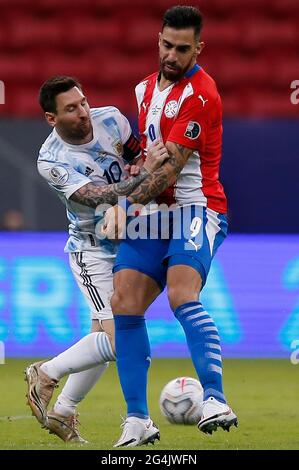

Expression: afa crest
xmin=113 ymin=140 xmax=123 ymax=156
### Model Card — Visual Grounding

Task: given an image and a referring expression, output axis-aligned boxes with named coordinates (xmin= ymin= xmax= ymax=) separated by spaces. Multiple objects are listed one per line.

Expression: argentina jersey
xmin=37 ymin=107 xmax=137 ymax=256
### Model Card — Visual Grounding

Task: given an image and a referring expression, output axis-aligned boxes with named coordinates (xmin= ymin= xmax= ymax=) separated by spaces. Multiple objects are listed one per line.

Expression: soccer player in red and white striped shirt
xmin=109 ymin=6 xmax=238 ymax=447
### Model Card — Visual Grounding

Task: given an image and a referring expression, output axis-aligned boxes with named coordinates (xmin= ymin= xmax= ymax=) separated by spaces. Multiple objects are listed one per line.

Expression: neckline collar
xmin=184 ymin=63 xmax=200 ymax=78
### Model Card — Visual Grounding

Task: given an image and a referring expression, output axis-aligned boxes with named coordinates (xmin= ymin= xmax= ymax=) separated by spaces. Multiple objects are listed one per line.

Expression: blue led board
xmin=0 ymin=233 xmax=298 ymax=358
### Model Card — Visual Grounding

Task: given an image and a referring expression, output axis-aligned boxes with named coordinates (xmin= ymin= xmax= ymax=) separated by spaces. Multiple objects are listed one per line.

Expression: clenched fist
xmin=101 ymin=204 xmax=126 ymax=241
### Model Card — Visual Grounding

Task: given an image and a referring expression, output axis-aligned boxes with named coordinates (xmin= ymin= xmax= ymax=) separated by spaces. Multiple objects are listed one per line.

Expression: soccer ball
xmin=159 ymin=377 xmax=203 ymax=424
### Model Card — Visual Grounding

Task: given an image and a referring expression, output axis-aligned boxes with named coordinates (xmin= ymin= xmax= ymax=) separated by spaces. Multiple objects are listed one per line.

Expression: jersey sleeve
xmin=37 ymin=159 xmax=92 ymax=200
xmin=135 ymin=81 xmax=147 ymax=113
xmin=113 ymin=109 xmax=132 ymax=144
xmin=113 ymin=109 xmax=141 ymax=162
xmin=166 ymin=94 xmax=220 ymax=150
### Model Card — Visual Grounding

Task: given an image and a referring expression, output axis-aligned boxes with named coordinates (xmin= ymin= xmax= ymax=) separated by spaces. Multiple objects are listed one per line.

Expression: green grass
xmin=0 ymin=359 xmax=298 ymax=450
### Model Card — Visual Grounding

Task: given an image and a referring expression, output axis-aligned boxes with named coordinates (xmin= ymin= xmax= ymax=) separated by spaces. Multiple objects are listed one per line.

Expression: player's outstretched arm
xmin=70 ymin=141 xmax=168 ymax=208
xmin=71 ymin=169 xmax=149 ymax=208
xmin=127 ymin=142 xmax=193 ymax=206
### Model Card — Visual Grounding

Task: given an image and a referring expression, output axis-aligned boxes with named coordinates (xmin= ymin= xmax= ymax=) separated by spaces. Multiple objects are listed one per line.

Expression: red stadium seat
xmin=61 ymin=18 xmax=121 ymax=51
xmin=271 ymin=59 xmax=299 ymax=89
xmin=247 ymin=90 xmax=299 ymax=117
xmin=8 ymin=18 xmax=63 ymax=49
xmin=219 ymin=57 xmax=272 ymax=89
xmin=122 ymin=18 xmax=160 ymax=52
xmin=37 ymin=54 xmax=98 ymax=84
xmin=202 ymin=20 xmax=242 ymax=49
xmin=6 ymin=84 xmax=41 ymax=117
xmin=95 ymin=54 xmax=158 ymax=87
xmin=271 ymin=0 xmax=299 ymax=17
xmin=0 ymin=0 xmax=297 ymax=117
xmin=243 ymin=21 xmax=297 ymax=52
xmin=222 ymin=91 xmax=248 ymax=116
xmin=0 ymin=55 xmax=37 ymax=81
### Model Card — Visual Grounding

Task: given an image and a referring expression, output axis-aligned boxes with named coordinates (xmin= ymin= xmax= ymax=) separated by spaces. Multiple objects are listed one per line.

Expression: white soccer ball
xmin=159 ymin=377 xmax=204 ymax=425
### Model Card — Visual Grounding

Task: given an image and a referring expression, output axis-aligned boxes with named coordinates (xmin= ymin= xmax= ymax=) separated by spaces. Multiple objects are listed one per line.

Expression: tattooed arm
xmin=101 ymin=142 xmax=192 ymax=239
xmin=70 ymin=140 xmax=169 ymax=208
xmin=71 ymin=167 xmax=149 ymax=208
xmin=127 ymin=142 xmax=193 ymax=206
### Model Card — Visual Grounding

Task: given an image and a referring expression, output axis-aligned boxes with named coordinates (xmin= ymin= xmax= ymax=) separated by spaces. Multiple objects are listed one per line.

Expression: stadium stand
xmin=0 ymin=0 xmax=298 ymax=117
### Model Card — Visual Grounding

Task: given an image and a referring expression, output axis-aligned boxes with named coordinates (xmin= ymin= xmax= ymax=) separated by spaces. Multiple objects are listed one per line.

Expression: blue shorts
xmin=113 ymin=205 xmax=227 ymax=290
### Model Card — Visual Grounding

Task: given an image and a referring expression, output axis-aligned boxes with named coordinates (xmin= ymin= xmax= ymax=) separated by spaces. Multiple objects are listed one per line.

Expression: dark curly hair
xmin=162 ymin=5 xmax=203 ymax=39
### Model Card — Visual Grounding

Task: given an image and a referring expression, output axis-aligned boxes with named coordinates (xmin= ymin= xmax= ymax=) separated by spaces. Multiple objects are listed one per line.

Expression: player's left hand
xmin=124 ymin=164 xmax=140 ymax=176
xmin=101 ymin=205 xmax=126 ymax=240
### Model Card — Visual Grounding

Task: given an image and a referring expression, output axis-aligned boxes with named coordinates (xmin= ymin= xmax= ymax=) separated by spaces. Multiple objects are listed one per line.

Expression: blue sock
xmin=114 ymin=315 xmax=150 ymax=418
xmin=175 ymin=301 xmax=226 ymax=403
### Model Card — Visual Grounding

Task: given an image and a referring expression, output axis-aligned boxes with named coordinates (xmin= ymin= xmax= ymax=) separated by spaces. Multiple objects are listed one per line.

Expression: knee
xmin=167 ymin=285 xmax=199 ymax=312
xmin=111 ymin=289 xmax=145 ymax=314
xmin=111 ymin=290 xmax=125 ymax=313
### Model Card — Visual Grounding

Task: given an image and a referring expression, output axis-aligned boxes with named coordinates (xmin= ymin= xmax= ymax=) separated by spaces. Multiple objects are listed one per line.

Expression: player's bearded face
xmin=159 ymin=27 xmax=198 ymax=82
xmin=62 ymin=115 xmax=92 ymax=140
xmin=55 ymin=87 xmax=93 ymax=142
xmin=160 ymin=55 xmax=194 ymax=82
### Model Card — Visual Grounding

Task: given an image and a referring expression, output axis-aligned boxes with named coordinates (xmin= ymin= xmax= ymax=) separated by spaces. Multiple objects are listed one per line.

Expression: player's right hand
xmin=101 ymin=204 xmax=126 ymax=241
xmin=124 ymin=163 xmax=141 ymax=176
xmin=143 ymin=140 xmax=169 ymax=173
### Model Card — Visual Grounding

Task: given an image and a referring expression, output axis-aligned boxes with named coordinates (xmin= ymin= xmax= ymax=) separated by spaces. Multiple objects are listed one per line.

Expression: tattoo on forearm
xmin=71 ymin=167 xmax=149 ymax=208
xmin=128 ymin=144 xmax=193 ymax=205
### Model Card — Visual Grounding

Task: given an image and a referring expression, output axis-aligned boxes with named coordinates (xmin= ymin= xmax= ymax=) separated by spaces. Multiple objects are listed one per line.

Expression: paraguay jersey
xmin=38 ymin=107 xmax=140 ymax=255
xmin=136 ymin=64 xmax=227 ymax=214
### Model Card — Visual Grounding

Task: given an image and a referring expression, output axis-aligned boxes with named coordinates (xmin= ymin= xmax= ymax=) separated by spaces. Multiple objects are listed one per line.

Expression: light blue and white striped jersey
xmin=38 ymin=107 xmax=133 ymax=256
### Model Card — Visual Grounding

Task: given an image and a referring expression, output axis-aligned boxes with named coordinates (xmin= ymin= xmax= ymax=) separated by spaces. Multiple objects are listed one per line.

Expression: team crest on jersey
xmin=164 ymin=100 xmax=178 ymax=118
xmin=112 ymin=140 xmax=123 ymax=156
xmin=184 ymin=121 xmax=201 ymax=140
xmin=49 ymin=166 xmax=69 ymax=185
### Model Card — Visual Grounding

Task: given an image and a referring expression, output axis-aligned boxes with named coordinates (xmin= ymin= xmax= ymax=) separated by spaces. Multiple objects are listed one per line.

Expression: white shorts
xmin=69 ymin=252 xmax=114 ymax=321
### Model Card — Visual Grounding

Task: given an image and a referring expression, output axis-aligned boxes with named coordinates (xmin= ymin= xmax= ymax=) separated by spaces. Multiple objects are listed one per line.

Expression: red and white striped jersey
xmin=136 ymin=65 xmax=227 ymax=214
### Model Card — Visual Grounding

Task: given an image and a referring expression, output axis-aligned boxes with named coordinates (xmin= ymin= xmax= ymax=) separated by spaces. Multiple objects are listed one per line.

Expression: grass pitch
xmin=0 ymin=358 xmax=298 ymax=450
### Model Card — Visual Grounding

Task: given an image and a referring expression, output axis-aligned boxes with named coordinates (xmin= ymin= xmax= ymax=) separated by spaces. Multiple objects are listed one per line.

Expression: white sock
xmin=53 ymin=363 xmax=108 ymax=417
xmin=40 ymin=332 xmax=115 ymax=380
